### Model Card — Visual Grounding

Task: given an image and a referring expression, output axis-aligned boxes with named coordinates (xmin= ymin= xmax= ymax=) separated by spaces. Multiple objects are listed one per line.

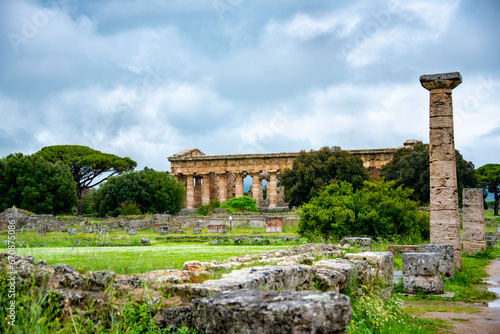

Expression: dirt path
xmin=406 ymin=258 xmax=500 ymax=333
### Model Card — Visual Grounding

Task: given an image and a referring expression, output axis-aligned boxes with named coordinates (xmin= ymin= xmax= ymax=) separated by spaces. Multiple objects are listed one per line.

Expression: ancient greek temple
xmin=168 ymin=139 xmax=420 ymax=208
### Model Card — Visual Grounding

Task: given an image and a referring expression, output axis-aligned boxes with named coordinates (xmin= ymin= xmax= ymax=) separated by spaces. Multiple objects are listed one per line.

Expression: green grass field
xmin=14 ymin=243 xmax=297 ymax=274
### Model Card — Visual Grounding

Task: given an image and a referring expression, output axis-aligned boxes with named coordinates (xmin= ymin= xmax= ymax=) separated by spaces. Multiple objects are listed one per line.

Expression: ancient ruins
xmin=462 ymin=188 xmax=487 ymax=253
xmin=420 ymin=71 xmax=463 ymax=269
xmin=169 ymin=140 xmax=421 ymax=209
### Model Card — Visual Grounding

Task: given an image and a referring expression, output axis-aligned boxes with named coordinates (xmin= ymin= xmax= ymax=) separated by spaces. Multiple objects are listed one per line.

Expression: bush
xmin=221 ymin=196 xmax=258 ymax=213
xmin=298 ymin=180 xmax=430 ymax=242
xmin=196 ymin=199 xmax=221 ymax=216
xmin=120 ymin=201 xmax=142 ymax=215
xmin=94 ymin=168 xmax=185 ymax=217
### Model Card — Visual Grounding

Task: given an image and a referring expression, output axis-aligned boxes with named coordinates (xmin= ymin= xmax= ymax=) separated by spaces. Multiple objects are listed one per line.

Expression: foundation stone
xmin=419 ymin=244 xmax=455 ymax=279
xmin=402 ymin=253 xmax=444 ymax=294
xmin=265 ymin=216 xmax=283 ymax=232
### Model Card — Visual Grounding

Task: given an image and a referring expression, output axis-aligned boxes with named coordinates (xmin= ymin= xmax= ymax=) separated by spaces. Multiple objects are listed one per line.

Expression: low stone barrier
xmin=402 ymin=253 xmax=444 ymax=294
xmin=155 ymin=290 xmax=352 ymax=334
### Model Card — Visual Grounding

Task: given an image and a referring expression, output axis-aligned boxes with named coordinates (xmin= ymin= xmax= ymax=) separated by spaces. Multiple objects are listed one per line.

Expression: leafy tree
xmin=280 ymin=147 xmax=369 ymax=207
xmin=381 ymin=143 xmax=477 ymax=205
xmin=93 ymin=168 xmax=185 ymax=216
xmin=298 ymin=180 xmax=429 ymax=242
xmin=476 ymin=164 xmax=500 ymax=216
xmin=0 ymin=153 xmax=77 ymax=214
xmin=36 ymin=145 xmax=137 ymax=215
xmin=221 ymin=196 xmax=259 ymax=213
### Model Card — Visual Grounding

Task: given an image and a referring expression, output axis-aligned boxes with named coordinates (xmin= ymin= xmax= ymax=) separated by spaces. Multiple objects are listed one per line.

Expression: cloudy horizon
xmin=1 ymin=0 xmax=499 ymax=172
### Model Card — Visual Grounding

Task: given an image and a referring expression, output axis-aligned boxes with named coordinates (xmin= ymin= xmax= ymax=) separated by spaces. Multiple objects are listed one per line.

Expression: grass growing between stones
xmin=14 ymin=243 xmax=297 ymax=274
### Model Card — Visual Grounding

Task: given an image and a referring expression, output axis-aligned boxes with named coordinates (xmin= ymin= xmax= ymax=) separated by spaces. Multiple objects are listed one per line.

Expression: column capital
xmin=420 ymin=72 xmax=462 ymax=91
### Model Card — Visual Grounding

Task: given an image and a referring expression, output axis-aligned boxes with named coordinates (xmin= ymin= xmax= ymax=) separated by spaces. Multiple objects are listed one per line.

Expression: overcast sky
xmin=1 ymin=0 xmax=499 ymax=172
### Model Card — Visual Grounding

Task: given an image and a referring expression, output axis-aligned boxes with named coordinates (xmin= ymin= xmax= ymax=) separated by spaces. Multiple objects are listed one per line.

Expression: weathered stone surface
xmin=193 ymin=228 xmax=202 ymax=234
xmin=88 ymin=270 xmax=115 ymax=290
xmin=207 ymin=224 xmax=226 ymax=233
xmin=402 ymin=253 xmax=444 ymax=294
xmin=340 ymin=238 xmax=372 ymax=251
xmin=388 ymin=245 xmax=419 ymax=254
xmin=344 ymin=252 xmax=393 ymax=284
xmin=140 ymin=238 xmax=151 ymax=246
xmin=249 ymin=220 xmax=265 ymax=228
xmin=128 ymin=229 xmax=137 ymax=235
xmin=486 ymin=232 xmax=499 ymax=247
xmin=155 ymin=290 xmax=352 ymax=334
xmin=67 ymin=228 xmax=77 ymax=236
xmin=462 ymin=188 xmax=486 ymax=253
xmin=183 ymin=261 xmax=206 ymax=272
xmin=420 ymin=72 xmax=462 ymax=91
xmin=266 ymin=216 xmax=284 ymax=232
xmin=419 ymin=244 xmax=455 ymax=278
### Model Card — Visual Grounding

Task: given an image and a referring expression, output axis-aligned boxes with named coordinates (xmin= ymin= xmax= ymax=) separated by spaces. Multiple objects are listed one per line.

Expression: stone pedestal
xmin=420 ymin=71 xmax=462 ymax=270
xmin=463 ymin=188 xmax=486 ymax=253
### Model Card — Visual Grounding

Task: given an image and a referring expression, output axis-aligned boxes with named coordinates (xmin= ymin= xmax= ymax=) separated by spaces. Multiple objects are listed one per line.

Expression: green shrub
xmin=221 ymin=196 xmax=258 ymax=213
xmin=299 ymin=180 xmax=430 ymax=242
xmin=120 ymin=201 xmax=142 ymax=215
xmin=196 ymin=199 xmax=221 ymax=216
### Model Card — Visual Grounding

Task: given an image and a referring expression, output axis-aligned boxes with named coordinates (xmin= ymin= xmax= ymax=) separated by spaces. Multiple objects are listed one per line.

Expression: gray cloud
xmin=0 ymin=0 xmax=499 ymax=172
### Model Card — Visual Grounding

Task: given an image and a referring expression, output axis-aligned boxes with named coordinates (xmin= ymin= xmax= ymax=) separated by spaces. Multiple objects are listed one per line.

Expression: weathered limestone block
xmin=207 ymin=224 xmax=226 ymax=233
xmin=462 ymin=188 xmax=486 ymax=253
xmin=265 ymin=216 xmax=283 ymax=232
xmin=388 ymin=245 xmax=419 ymax=255
xmin=128 ymin=229 xmax=137 ymax=235
xmin=421 ymin=71 xmax=462 ymax=270
xmin=344 ymin=252 xmax=394 ymax=285
xmin=340 ymin=237 xmax=372 ymax=251
xmin=183 ymin=261 xmax=207 ymax=272
xmin=402 ymin=253 xmax=444 ymax=294
xmin=193 ymin=228 xmax=202 ymax=234
xmin=155 ymin=290 xmax=352 ymax=334
xmin=140 ymin=238 xmax=150 ymax=246
xmin=419 ymin=244 xmax=455 ymax=279
xmin=486 ymin=232 xmax=499 ymax=247
xmin=249 ymin=220 xmax=265 ymax=228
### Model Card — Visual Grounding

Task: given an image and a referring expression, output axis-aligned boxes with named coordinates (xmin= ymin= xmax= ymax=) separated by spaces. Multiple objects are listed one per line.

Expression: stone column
xmin=202 ymin=174 xmax=211 ymax=205
xmin=462 ymin=188 xmax=486 ymax=253
xmin=185 ymin=175 xmax=195 ymax=209
xmin=268 ymin=171 xmax=278 ymax=208
xmin=420 ymin=71 xmax=462 ymax=269
xmin=251 ymin=172 xmax=262 ymax=206
xmin=218 ymin=173 xmax=227 ymax=203
xmin=235 ymin=173 xmax=245 ymax=198
xmin=194 ymin=176 xmax=202 ymax=207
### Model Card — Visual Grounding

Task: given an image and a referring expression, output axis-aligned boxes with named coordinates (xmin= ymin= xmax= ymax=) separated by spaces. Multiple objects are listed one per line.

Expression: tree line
xmin=0 ymin=145 xmax=185 ymax=216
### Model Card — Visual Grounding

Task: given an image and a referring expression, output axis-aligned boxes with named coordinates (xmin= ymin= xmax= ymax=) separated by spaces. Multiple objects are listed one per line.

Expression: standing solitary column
xmin=268 ymin=171 xmax=278 ymax=208
xmin=462 ymin=188 xmax=486 ymax=253
xmin=218 ymin=173 xmax=227 ymax=204
xmin=235 ymin=173 xmax=244 ymax=198
xmin=420 ymin=71 xmax=462 ymax=269
xmin=185 ymin=175 xmax=195 ymax=209
xmin=251 ymin=172 xmax=262 ymax=206
xmin=202 ymin=174 xmax=211 ymax=205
